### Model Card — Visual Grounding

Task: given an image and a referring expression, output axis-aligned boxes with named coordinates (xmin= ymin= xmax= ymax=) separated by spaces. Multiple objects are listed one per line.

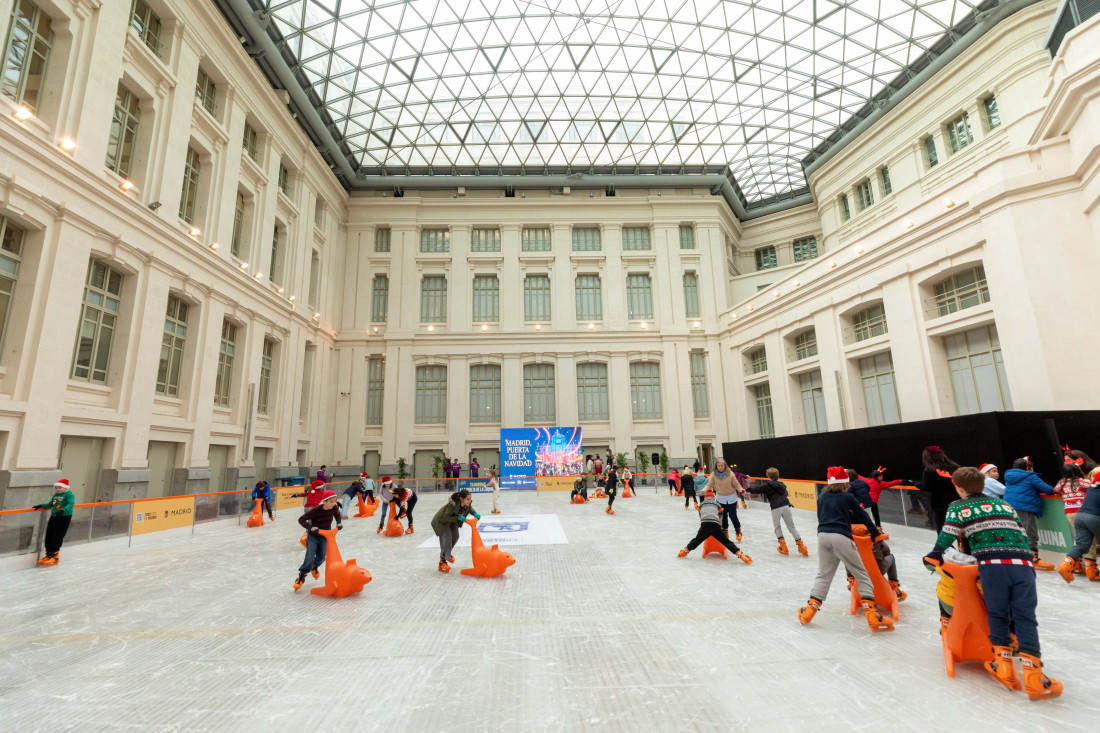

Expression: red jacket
xmin=864 ymin=476 xmax=902 ymax=503
xmin=302 ymin=479 xmax=327 ymax=508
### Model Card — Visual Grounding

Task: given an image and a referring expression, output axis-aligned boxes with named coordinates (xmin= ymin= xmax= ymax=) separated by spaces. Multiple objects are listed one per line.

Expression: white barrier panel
xmin=418 ymin=513 xmax=568 ymax=547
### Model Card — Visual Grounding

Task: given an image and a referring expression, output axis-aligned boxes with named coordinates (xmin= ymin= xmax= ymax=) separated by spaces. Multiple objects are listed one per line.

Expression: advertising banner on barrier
xmin=131 ymin=496 xmax=195 ymax=536
xmin=500 ymin=426 xmax=583 ymax=490
xmin=275 ymin=488 xmax=302 ymax=512
xmin=456 ymin=477 xmax=494 ymax=493
xmin=784 ymin=481 xmax=819 ymax=512
xmin=1036 ymin=497 xmax=1074 ymax=554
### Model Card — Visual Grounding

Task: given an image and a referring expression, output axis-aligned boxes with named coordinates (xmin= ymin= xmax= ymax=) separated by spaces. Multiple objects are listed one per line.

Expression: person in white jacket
xmin=489 ymin=470 xmax=501 ymax=514
xmin=979 ymin=464 xmax=1006 ymax=498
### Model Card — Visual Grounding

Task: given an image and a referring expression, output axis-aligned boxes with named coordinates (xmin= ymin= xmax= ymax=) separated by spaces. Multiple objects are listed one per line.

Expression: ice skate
xmin=1057 ymin=557 xmax=1076 ymax=583
xmin=1032 ymin=553 xmax=1054 ymax=571
xmin=890 ymin=580 xmax=907 ymax=601
xmin=737 ymin=551 xmax=752 ymax=565
xmin=405 ymin=525 xmax=415 ymax=534
xmin=984 ymin=645 xmax=1020 ymax=691
xmin=846 ymin=575 xmax=856 ymax=592
xmin=1019 ymin=653 xmax=1062 ymax=700
xmin=735 ymin=531 xmax=742 ymax=542
xmin=40 ymin=554 xmax=58 ymax=566
xmin=293 ymin=573 xmax=306 ymax=591
xmin=438 ymin=560 xmax=451 ymax=573
xmin=376 ymin=526 xmax=382 ymax=534
xmin=777 ymin=538 xmax=789 ymax=555
xmin=862 ymin=600 xmax=894 ymax=632
xmin=448 ymin=555 xmax=455 ymax=563
xmin=795 ymin=539 xmax=808 ymax=556
xmin=311 ymin=567 xmax=320 ymax=579
xmin=677 ymin=548 xmax=689 ymax=558
xmin=1084 ymin=558 xmax=1099 ymax=581
xmin=798 ymin=598 xmax=821 ymax=625
xmin=606 ymin=507 xmax=615 ymax=515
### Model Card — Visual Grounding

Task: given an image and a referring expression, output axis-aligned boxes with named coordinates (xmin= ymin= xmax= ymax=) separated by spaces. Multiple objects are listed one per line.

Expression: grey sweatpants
xmin=1068 ymin=512 xmax=1100 ymax=561
xmin=438 ymin=524 xmax=461 ymax=559
xmin=811 ymin=533 xmax=874 ymax=602
xmin=1016 ymin=510 xmax=1039 ymax=554
xmin=771 ymin=506 xmax=801 ymax=541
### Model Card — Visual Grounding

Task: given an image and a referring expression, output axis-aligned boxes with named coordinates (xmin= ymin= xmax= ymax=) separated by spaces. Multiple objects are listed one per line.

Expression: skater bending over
xmin=252 ymin=480 xmax=275 ymax=520
xmin=678 ymin=489 xmax=752 ymax=565
xmin=432 ymin=489 xmax=480 ymax=572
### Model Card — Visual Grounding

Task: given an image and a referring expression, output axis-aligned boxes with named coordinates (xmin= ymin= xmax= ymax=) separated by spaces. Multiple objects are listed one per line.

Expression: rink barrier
xmin=0 ymin=474 xmax=1074 ymax=562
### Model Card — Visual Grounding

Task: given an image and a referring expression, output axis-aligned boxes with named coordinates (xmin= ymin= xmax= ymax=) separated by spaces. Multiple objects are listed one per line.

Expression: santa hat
xmin=360 ymin=472 xmax=368 ymax=479
xmin=54 ymin=479 xmax=70 ymax=490
xmin=978 ymin=464 xmax=996 ymax=475
xmin=319 ymin=490 xmax=338 ymax=502
xmin=704 ymin=488 xmax=714 ymax=498
xmin=382 ymin=476 xmax=392 ymax=483
xmin=310 ymin=479 xmax=325 ymax=490
xmin=826 ymin=466 xmax=848 ymax=484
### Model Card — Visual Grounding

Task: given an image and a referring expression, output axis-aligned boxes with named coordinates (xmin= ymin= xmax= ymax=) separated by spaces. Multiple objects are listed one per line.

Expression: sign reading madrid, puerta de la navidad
xmin=499 ymin=427 xmax=583 ymax=491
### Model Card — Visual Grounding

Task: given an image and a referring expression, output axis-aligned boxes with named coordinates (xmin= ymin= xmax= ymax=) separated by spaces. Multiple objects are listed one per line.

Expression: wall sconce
xmin=13 ymin=107 xmax=32 ymax=121
xmin=943 ymin=198 xmax=954 ymax=209
xmin=209 ymin=242 xmax=220 ymax=250
xmin=189 ymin=227 xmax=201 ymax=237
xmin=120 ymin=180 xmax=134 ymax=191
xmin=534 ymin=323 xmax=542 ymax=331
xmin=903 ymin=219 xmax=914 ymax=229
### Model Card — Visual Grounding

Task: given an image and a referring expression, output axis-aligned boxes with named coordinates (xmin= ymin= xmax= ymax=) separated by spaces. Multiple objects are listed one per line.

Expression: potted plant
xmin=636 ymin=451 xmax=650 ymax=487
xmin=432 ymin=455 xmax=445 ymax=490
xmin=397 ymin=457 xmax=409 ymax=480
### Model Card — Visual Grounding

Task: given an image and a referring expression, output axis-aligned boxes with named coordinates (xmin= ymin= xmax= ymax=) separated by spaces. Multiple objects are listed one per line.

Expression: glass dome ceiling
xmin=226 ymin=0 xmax=1004 ymax=208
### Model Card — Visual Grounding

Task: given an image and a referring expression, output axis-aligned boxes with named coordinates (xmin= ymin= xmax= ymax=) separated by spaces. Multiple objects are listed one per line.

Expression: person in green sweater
xmin=33 ymin=479 xmax=76 ymax=566
xmin=431 ymin=489 xmax=479 ymax=573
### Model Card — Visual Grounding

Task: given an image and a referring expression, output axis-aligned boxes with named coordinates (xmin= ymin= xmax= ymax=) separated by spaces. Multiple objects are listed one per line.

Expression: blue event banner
xmin=499 ymin=427 xmax=583 ymax=490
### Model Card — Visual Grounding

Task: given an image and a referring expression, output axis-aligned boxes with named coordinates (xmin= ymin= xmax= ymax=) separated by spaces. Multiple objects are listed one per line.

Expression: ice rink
xmin=2 ymin=490 xmax=1097 ymax=732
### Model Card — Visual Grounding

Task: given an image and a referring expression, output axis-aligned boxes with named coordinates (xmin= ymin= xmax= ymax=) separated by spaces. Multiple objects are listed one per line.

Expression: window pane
xmin=755 ymin=246 xmax=777 ymax=270
xmin=571 ymin=227 xmax=600 ymax=251
xmin=420 ymin=228 xmax=450 ymax=252
xmin=679 ymin=225 xmax=695 ymax=249
xmin=622 ymin=227 xmax=651 ymax=250
xmin=469 ymin=364 xmax=501 ymax=423
xmin=371 ymin=275 xmax=389 ymax=322
xmin=375 ymin=228 xmax=391 ymax=252
xmin=524 ymin=275 xmax=551 ymax=321
xmin=575 ymin=274 xmax=602 ymax=321
xmin=522 ymin=227 xmax=551 ymax=251
xmin=420 ymin=275 xmax=447 ymax=322
xmin=629 ymin=362 xmax=661 ymax=419
xmin=682 ymin=273 xmax=700 ymax=318
xmin=523 ymin=363 xmax=555 ymax=422
xmin=945 ymin=325 xmax=1009 ymax=414
xmin=366 ymin=356 xmax=385 ymax=425
xmin=472 ymin=275 xmax=499 ymax=322
xmin=471 ymin=228 xmax=501 ymax=252
xmin=71 ymin=260 xmax=123 ymax=384
xmin=576 ymin=362 xmax=609 ymax=420
xmin=793 ymin=236 xmax=817 ymax=262
xmin=625 ymin=274 xmax=652 ymax=320
xmin=754 ymin=383 xmax=774 ymax=438
xmin=415 ymin=364 xmax=447 ymax=424
xmin=689 ymin=352 xmax=709 ymax=418
xmin=799 ymin=371 xmax=826 ymax=433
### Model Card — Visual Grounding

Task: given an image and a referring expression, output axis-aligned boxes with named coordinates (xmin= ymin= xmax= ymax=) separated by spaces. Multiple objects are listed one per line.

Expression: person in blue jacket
xmin=252 ymin=480 xmax=274 ymax=520
xmin=846 ymin=469 xmax=873 ymax=509
xmin=1003 ymin=457 xmax=1055 ymax=570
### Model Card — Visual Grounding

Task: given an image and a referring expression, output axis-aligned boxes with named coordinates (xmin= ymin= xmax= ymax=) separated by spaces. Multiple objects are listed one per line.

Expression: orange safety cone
xmin=460 ymin=517 xmax=515 ymax=577
xmin=354 ymin=495 xmax=379 ymax=518
xmin=937 ymin=562 xmax=994 ymax=677
xmin=310 ymin=527 xmax=372 ymax=597
xmin=382 ymin=502 xmax=405 ymax=536
xmin=246 ymin=498 xmax=265 ymax=528
xmin=847 ymin=526 xmax=900 ymax=624
xmin=701 ymin=535 xmax=728 ymax=559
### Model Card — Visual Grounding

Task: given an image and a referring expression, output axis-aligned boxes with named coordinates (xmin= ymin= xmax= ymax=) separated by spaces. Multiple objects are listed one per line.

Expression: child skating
xmin=294 ymin=490 xmax=343 ymax=590
xmin=678 ymin=489 xmax=752 ymax=565
xmin=393 ymin=484 xmax=418 ymax=533
xmin=431 ymin=489 xmax=480 ymax=572
xmin=923 ymin=467 xmax=1062 ymax=699
xmin=488 ymin=470 xmax=501 ymax=514
xmin=798 ymin=466 xmax=893 ymax=631
xmin=706 ymin=460 xmax=745 ymax=539
xmin=33 ymin=479 xmax=75 ymax=566
xmin=753 ymin=468 xmax=807 ymax=555
xmin=681 ymin=468 xmax=698 ymax=509
xmin=376 ymin=476 xmax=396 ymax=534
xmin=252 ymin=480 xmax=275 ymax=520
xmin=605 ymin=463 xmax=619 ymax=514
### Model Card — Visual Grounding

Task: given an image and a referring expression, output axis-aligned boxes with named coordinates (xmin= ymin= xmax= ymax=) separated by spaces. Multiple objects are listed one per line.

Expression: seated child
xmin=677 ymin=489 xmax=751 ymax=564
xmin=571 ymin=476 xmax=588 ymax=502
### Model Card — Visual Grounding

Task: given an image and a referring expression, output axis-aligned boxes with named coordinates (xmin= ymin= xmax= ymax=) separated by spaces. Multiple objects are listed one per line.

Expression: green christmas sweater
xmin=927 ymin=495 xmax=1032 ymax=565
xmin=37 ymin=490 xmax=75 ymax=517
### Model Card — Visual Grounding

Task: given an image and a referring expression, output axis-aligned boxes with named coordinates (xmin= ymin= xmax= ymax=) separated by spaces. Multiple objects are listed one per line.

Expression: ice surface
xmin=1 ymin=491 xmax=1097 ymax=732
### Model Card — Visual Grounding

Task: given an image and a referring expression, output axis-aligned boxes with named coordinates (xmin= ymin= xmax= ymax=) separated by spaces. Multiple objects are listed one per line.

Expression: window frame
xmin=625 ymin=273 xmax=653 ymax=320
xmin=214 ymin=319 xmax=237 ymax=407
xmin=682 ymin=272 xmax=701 ymax=319
xmin=71 ymin=260 xmax=123 ymax=384
xmin=678 ymin=225 xmax=695 ymax=249
xmin=794 ymin=330 xmax=818 ymax=360
xmin=852 ymin=303 xmax=888 ymax=342
xmin=1 ymin=0 xmax=53 ymax=113
xmin=469 ymin=363 xmax=501 ymax=424
xmin=933 ymin=266 xmax=990 ymax=317
xmin=880 ymin=166 xmax=892 ymax=195
xmin=365 ymin=356 xmax=385 ymax=425
xmin=629 ymin=361 xmax=662 ymax=420
xmin=575 ymin=273 xmax=602 ymax=321
xmin=178 ymin=145 xmax=201 ymax=225
xmin=471 ymin=274 xmax=500 ymax=323
xmin=689 ymin=352 xmax=709 ymax=418
xmin=753 ymin=382 xmax=775 ymax=438
xmin=242 ymin=121 xmax=258 ymax=161
xmin=748 ymin=346 xmax=767 ymax=374
xmin=129 ymin=0 xmax=163 ymax=57
xmin=470 ymin=228 xmax=501 ymax=253
xmin=799 ymin=370 xmax=827 ymax=433
xmin=420 ymin=275 xmax=448 ymax=323
xmin=523 ymin=274 xmax=551 ymax=322
xmin=257 ymin=338 xmax=274 ymax=415
xmin=523 ymin=362 xmax=556 ymax=423
xmin=195 ymin=66 xmax=216 ymax=115
xmin=571 ymin=226 xmax=601 ymax=252
xmin=371 ymin=274 xmax=389 ymax=323
xmin=925 ymin=135 xmax=939 ymax=167
xmin=156 ymin=294 xmax=188 ymax=398
xmin=792 ymin=236 xmax=817 ymax=263
xmin=983 ymin=95 xmax=1001 ymax=131
xmin=621 ymin=226 xmax=652 ymax=251
xmin=0 ymin=215 xmax=26 ymax=354
xmin=947 ymin=112 xmax=974 ymax=153
xmin=420 ymin=228 xmax=450 ymax=253
xmin=754 ymin=245 xmax=777 ymax=271
xmin=576 ymin=362 xmax=609 ymax=421
xmin=106 ymin=83 xmax=141 ymax=178
xmin=856 ymin=179 xmax=874 ymax=210
xmin=414 ymin=364 xmax=447 ymax=424
xmin=521 ymin=227 xmax=551 ymax=252
xmin=375 ymin=228 xmax=391 ymax=252
xmin=859 ymin=352 xmax=901 ymax=426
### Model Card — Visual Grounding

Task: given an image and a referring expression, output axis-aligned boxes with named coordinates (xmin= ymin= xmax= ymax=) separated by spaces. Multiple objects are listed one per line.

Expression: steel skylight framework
xmin=218 ymin=0 xmax=1023 ymax=214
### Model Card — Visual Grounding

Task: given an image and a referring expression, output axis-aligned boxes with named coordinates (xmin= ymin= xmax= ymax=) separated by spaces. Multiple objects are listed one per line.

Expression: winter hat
xmin=54 ymin=479 xmax=70 ymax=490
xmin=319 ymin=490 xmax=338 ymax=503
xmin=826 ymin=466 xmax=848 ymax=484
xmin=310 ymin=479 xmax=325 ymax=490
xmin=360 ymin=472 xmax=368 ymax=479
xmin=382 ymin=476 xmax=391 ymax=483
xmin=978 ymin=464 xmax=996 ymax=475
xmin=704 ymin=488 xmax=714 ymax=498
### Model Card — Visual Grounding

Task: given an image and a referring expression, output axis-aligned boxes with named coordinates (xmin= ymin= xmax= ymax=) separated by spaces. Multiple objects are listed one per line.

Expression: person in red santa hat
xmin=32 ymin=479 xmax=76 ymax=565
xmin=294 ymin=490 xmax=342 ymax=591
xmin=797 ymin=466 xmax=894 ymax=632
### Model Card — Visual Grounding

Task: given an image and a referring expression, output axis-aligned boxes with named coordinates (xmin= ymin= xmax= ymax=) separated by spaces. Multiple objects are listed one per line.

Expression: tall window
xmin=794 ymin=330 xmax=817 ymax=360
xmin=799 ymin=371 xmax=827 ymax=433
xmin=231 ymin=192 xmax=246 ymax=257
xmin=755 ymin=246 xmax=777 ymax=270
xmin=860 ymin=352 xmax=901 ymax=426
xmin=71 ymin=261 xmax=122 ymax=384
xmin=880 ymin=166 xmax=893 ymax=195
xmin=983 ymin=95 xmax=1001 ymax=131
xmin=156 ymin=295 xmax=188 ymax=397
xmin=365 ymin=356 xmax=384 ymax=425
xmin=933 ymin=266 xmax=990 ymax=316
xmin=689 ymin=352 xmax=709 ymax=418
xmin=375 ymin=228 xmax=391 ymax=252
xmin=472 ymin=275 xmax=499 ymax=322
xmin=371 ymin=275 xmax=389 ymax=322
xmin=195 ymin=67 xmax=216 ymax=114
xmin=629 ymin=362 xmax=662 ymax=419
xmin=852 ymin=304 xmax=888 ymax=341
xmin=308 ymin=250 xmax=320 ymax=306
xmin=524 ymin=275 xmax=551 ymax=321
xmin=179 ymin=146 xmax=201 ymax=224
xmin=414 ymin=364 xmax=447 ymax=424
xmin=748 ymin=346 xmax=767 ymax=374
xmin=793 ymin=236 xmax=817 ymax=262
xmin=856 ymin=179 xmax=874 ymax=210
xmin=1 ymin=0 xmax=52 ymax=113
xmin=242 ymin=122 xmax=258 ymax=161
xmin=420 ymin=275 xmax=447 ymax=322
xmin=420 ymin=228 xmax=449 ymax=252
xmin=947 ymin=112 xmax=973 ymax=153
xmin=268 ymin=225 xmax=282 ymax=283
xmin=106 ymin=84 xmax=141 ymax=178
xmin=576 ymin=362 xmax=609 ymax=420
xmin=299 ymin=345 xmax=314 ymax=420
xmin=683 ymin=272 xmax=701 ymax=319
xmin=314 ymin=198 xmax=325 ymax=228
xmin=753 ymin=383 xmax=775 ymax=438
xmin=522 ymin=227 xmax=551 ymax=252
xmin=575 ymin=274 xmax=602 ymax=321
xmin=840 ymin=194 xmax=851 ymax=221
xmin=471 ymin=228 xmax=500 ymax=252
xmin=469 ymin=364 xmax=501 ymax=423
xmin=257 ymin=339 xmax=274 ymax=415
xmin=625 ymin=274 xmax=653 ymax=320
xmin=679 ymin=225 xmax=695 ymax=249
xmin=622 ymin=226 xmax=651 ymax=250
xmin=925 ymin=136 xmax=939 ymax=167
xmin=277 ymin=163 xmax=290 ymax=196
xmin=945 ymin=325 xmax=1011 ymax=414
xmin=129 ymin=0 xmax=162 ymax=57
xmin=0 ymin=216 xmax=25 ymax=351
xmin=214 ymin=320 xmax=236 ymax=407
xmin=572 ymin=226 xmax=601 ymax=251
xmin=523 ymin=363 xmax=555 ymax=422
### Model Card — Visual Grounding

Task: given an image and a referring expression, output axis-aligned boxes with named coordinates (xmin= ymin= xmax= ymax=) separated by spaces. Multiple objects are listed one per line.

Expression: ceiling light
xmin=13 ymin=107 xmax=32 ymax=120
xmin=732 ymin=313 xmax=738 ymax=320
xmin=746 ymin=305 xmax=753 ymax=311
xmin=481 ymin=324 xmax=488 ymax=331
xmin=119 ymin=180 xmax=134 ymax=191
xmin=854 ymin=245 xmax=864 ymax=255
xmin=943 ymin=198 xmax=954 ymax=208
xmin=209 ymin=242 xmax=220 ymax=250
xmin=793 ymin=280 xmax=800 ymax=287
xmin=372 ymin=326 xmax=378 ymax=332
xmin=59 ymin=138 xmax=76 ymax=151
xmin=189 ymin=227 xmax=201 ymax=237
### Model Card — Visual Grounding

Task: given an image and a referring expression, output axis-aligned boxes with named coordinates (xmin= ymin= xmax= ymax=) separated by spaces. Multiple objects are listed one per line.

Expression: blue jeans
xmin=978 ymin=563 xmax=1040 ymax=655
xmin=378 ymin=501 xmax=388 ymax=528
xmin=299 ymin=533 xmax=327 ymax=574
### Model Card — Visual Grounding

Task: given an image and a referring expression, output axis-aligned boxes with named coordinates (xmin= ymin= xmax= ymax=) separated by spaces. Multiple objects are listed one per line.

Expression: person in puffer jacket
xmin=1003 ymin=457 xmax=1056 ymax=570
xmin=677 ymin=489 xmax=751 ymax=564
